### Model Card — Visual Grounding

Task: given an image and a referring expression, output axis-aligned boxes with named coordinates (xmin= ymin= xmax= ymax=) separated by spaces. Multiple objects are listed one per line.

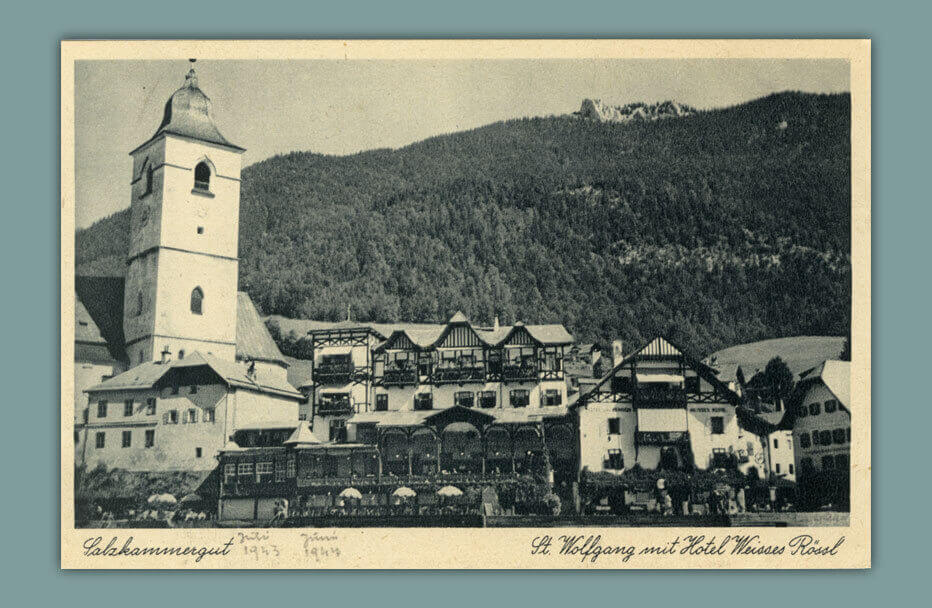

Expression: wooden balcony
xmin=314 ymin=363 xmax=357 ymax=385
xmin=382 ymin=368 xmax=419 ymax=387
xmin=432 ymin=365 xmax=486 ymax=385
xmin=502 ymin=364 xmax=538 ymax=382
xmin=316 ymin=400 xmax=355 ymax=417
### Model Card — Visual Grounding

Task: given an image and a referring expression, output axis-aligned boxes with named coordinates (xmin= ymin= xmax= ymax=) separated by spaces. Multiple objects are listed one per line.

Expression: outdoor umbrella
xmin=339 ymin=487 xmax=363 ymax=500
xmin=392 ymin=486 xmax=416 ymax=498
xmin=436 ymin=485 xmax=463 ymax=498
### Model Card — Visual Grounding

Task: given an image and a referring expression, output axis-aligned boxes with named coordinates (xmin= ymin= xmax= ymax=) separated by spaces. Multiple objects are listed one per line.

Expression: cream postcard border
xmin=60 ymin=39 xmax=871 ymax=570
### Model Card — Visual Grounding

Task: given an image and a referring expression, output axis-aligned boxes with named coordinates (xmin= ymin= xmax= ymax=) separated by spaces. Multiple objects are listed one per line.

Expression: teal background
xmin=2 ymin=0 xmax=924 ymax=604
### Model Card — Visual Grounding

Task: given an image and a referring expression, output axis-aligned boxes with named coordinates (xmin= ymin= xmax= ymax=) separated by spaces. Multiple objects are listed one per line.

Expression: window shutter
xmin=162 ymin=412 xmax=169 ymax=424
xmin=191 ymin=409 xmax=198 ymax=423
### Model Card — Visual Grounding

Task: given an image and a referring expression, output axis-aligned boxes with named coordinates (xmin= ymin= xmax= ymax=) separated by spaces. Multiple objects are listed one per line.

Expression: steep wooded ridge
xmin=76 ymin=92 xmax=851 ymax=354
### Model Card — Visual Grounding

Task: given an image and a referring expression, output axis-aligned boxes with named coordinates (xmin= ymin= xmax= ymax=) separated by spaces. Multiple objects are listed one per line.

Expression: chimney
xmin=493 ymin=316 xmax=500 ymax=331
xmin=160 ymin=347 xmax=172 ymax=365
xmin=612 ymin=340 xmax=624 ymax=367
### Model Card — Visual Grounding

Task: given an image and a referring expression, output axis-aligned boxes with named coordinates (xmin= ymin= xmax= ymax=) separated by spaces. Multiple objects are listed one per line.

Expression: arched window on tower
xmin=194 ymin=162 xmax=211 ymax=191
xmin=144 ymin=164 xmax=154 ymax=195
xmin=190 ymin=287 xmax=204 ymax=315
xmin=136 ymin=292 xmax=144 ymax=316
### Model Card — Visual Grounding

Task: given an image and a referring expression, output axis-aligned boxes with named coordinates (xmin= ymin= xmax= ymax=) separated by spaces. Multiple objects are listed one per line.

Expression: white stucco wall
xmin=792 ymin=382 xmax=851 ymax=479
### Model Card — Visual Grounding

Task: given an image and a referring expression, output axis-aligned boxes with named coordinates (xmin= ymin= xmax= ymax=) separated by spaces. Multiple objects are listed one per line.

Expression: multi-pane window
xmin=256 ymin=462 xmax=274 ymax=483
xmin=822 ymin=455 xmax=834 ymax=470
xmin=183 ymin=408 xmax=198 ymax=424
xmin=145 ymin=398 xmax=156 ymax=415
xmin=608 ymin=417 xmax=621 ymax=435
xmin=510 ymin=390 xmax=529 ymax=408
xmin=164 ymin=410 xmax=178 ymax=424
xmin=796 ymin=405 xmax=808 ymax=418
xmin=95 ymin=432 xmax=105 ymax=449
xmin=479 ymin=391 xmax=496 ymax=409
xmin=122 ymin=430 xmax=131 ymax=448
xmin=824 ymin=399 xmax=837 ymax=413
xmin=97 ymin=401 xmax=107 ymax=418
xmin=799 ymin=432 xmax=811 ymax=448
xmin=238 ymin=462 xmax=254 ymax=478
xmin=820 ymin=430 xmax=832 ymax=445
xmin=809 ymin=402 xmax=821 ymax=416
xmin=454 ymin=391 xmax=475 ymax=408
xmin=145 ymin=429 xmax=155 ymax=448
xmin=224 ymin=464 xmax=236 ymax=485
xmin=203 ymin=409 xmax=215 ymax=423
xmin=375 ymin=394 xmax=388 ymax=411
xmin=710 ymin=416 xmax=725 ymax=435
xmin=811 ymin=431 xmax=820 ymax=446
xmin=286 ymin=456 xmax=296 ymax=478
xmin=124 ymin=400 xmax=133 ymax=417
xmin=605 ymin=449 xmax=624 ymax=470
xmin=542 ymin=389 xmax=562 ymax=406
xmin=413 ymin=393 xmax=433 ymax=411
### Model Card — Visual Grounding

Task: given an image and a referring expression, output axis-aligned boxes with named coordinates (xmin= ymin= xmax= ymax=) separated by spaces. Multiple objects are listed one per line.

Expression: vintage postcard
xmin=61 ymin=39 xmax=870 ymax=569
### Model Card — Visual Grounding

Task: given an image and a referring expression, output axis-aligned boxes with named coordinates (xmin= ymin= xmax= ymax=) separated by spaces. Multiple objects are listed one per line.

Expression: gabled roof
xmin=284 ymin=423 xmax=323 ymax=445
xmin=371 ymin=313 xmax=574 ymax=353
xmin=798 ymin=360 xmax=850 ymax=411
xmin=779 ymin=359 xmax=851 ymax=430
xmin=235 ymin=292 xmax=288 ymax=366
xmin=575 ymin=334 xmax=742 ymax=408
xmin=86 ymin=351 xmax=303 ymax=400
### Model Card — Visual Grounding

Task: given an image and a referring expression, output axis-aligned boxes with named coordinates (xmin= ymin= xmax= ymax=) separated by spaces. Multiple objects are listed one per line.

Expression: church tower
xmin=123 ymin=66 xmax=245 ymax=366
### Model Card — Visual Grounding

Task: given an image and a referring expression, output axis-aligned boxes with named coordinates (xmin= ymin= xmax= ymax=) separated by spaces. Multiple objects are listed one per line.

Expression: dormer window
xmin=190 ymin=287 xmax=203 ymax=315
xmin=194 ymin=162 xmax=211 ymax=191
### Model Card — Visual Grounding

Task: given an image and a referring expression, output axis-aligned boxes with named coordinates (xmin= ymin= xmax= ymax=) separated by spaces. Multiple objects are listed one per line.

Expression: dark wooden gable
xmin=502 ymin=325 xmax=536 ymax=346
xmin=437 ymin=324 xmax=484 ymax=348
xmin=381 ymin=331 xmax=418 ymax=351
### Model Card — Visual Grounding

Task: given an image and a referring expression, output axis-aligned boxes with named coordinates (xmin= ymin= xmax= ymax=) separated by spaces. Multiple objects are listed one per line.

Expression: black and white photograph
xmin=61 ymin=40 xmax=870 ymax=569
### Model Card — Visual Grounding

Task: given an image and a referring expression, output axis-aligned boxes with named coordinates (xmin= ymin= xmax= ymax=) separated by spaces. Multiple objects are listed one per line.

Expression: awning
xmin=637 ymin=408 xmax=688 ymax=432
xmin=635 ymin=373 xmax=684 ymax=384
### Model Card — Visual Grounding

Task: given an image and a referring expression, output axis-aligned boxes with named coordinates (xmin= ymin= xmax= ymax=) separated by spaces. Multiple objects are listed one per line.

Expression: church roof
xmin=132 ymin=68 xmax=243 ymax=154
xmin=74 ymin=277 xmax=288 ymax=368
xmin=75 ymin=276 xmax=128 ymax=365
xmin=236 ymin=292 xmax=288 ymax=366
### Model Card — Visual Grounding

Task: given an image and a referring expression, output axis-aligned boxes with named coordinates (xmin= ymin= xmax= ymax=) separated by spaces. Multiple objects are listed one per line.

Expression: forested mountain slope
xmin=76 ymin=92 xmax=851 ymax=354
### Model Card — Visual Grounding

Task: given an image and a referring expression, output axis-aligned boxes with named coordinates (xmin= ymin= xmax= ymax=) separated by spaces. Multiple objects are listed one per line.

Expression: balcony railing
xmin=382 ymin=367 xmax=419 ymax=387
xmin=502 ymin=364 xmax=538 ymax=382
xmin=632 ymin=387 xmax=688 ymax=408
xmin=316 ymin=400 xmax=355 ymax=417
xmin=314 ymin=363 xmax=356 ymax=385
xmin=432 ymin=365 xmax=486 ymax=385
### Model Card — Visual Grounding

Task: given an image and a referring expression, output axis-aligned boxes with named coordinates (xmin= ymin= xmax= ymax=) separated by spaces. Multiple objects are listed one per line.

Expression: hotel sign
xmin=636 ymin=431 xmax=687 ymax=445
